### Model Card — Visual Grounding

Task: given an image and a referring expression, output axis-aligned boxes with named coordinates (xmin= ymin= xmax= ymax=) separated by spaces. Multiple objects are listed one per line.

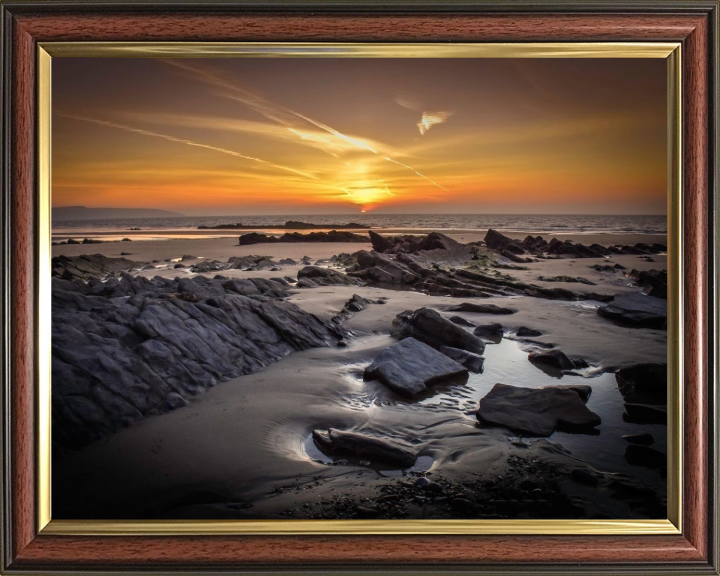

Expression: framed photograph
xmin=0 ymin=1 xmax=717 ymax=574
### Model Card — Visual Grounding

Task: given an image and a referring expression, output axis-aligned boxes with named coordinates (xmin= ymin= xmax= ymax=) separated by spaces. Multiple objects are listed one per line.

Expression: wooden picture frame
xmin=0 ymin=1 xmax=717 ymax=573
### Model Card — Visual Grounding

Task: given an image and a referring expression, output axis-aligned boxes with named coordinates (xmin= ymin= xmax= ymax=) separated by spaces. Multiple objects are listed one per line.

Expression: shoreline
xmin=52 ymin=230 xmax=668 ymax=521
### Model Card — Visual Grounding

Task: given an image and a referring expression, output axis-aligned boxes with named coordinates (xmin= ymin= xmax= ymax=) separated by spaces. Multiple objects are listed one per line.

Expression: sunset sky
xmin=52 ymin=58 xmax=667 ymax=215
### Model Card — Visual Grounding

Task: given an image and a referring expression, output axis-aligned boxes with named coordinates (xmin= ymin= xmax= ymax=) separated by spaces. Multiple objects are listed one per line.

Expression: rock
xmin=539 ymin=384 xmax=592 ymax=402
xmin=439 ymin=346 xmax=485 ymax=373
xmin=364 ymin=337 xmax=468 ymax=397
xmin=624 ymin=445 xmax=666 ymax=469
xmin=52 ymin=254 xmax=145 ymax=280
xmin=449 ymin=316 xmax=476 ymax=327
xmin=297 ymin=266 xmax=363 ymax=287
xmin=628 ymin=269 xmax=667 ymax=299
xmin=312 ymin=428 xmax=417 ymax=468
xmin=623 ymin=433 xmax=655 ymax=446
xmin=52 ymin=275 xmax=345 ymax=448
xmin=415 ymin=476 xmax=431 ymax=488
xmin=239 ymin=230 xmax=368 ymax=245
xmin=484 ymin=229 xmax=526 ymax=254
xmin=331 ymin=294 xmax=374 ymax=323
xmin=539 ymin=275 xmax=596 ymax=285
xmin=121 ymin=238 xmax=132 ymax=242
xmin=181 ymin=255 xmax=196 ymax=261
xmin=473 ymin=323 xmax=503 ymax=338
xmin=279 ymin=258 xmax=297 ymax=265
xmin=571 ymin=469 xmax=599 ymax=486
xmin=391 ymin=308 xmax=485 ymax=354
xmin=447 ymin=302 xmax=514 ymax=315
xmin=173 ymin=263 xmax=186 ymax=269
xmin=597 ymin=293 xmax=667 ymax=328
xmin=476 ymin=383 xmax=601 ymax=436
xmin=348 ymin=251 xmax=421 ymax=285
xmin=516 ymin=326 xmax=542 ymax=337
xmin=528 ymin=349 xmax=575 ymax=371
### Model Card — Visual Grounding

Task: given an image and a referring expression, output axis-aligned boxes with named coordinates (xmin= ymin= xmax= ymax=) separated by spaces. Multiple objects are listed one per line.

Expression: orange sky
xmin=52 ymin=58 xmax=667 ymax=215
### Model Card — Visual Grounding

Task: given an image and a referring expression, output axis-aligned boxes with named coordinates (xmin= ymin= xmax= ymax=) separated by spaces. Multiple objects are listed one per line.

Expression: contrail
xmin=55 ymin=111 xmax=319 ymax=181
xmin=383 ymin=157 xmax=450 ymax=193
xmin=163 ymin=60 xmax=450 ymax=194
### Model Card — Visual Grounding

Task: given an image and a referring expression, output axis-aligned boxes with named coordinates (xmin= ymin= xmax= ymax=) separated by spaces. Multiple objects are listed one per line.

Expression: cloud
xmin=163 ymin=61 xmax=449 ymax=194
xmin=417 ymin=111 xmax=453 ymax=135
xmin=55 ymin=111 xmax=320 ymax=180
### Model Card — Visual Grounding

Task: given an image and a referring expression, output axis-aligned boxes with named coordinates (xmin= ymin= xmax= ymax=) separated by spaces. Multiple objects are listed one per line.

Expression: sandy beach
xmin=52 ymin=229 xmax=668 ymax=520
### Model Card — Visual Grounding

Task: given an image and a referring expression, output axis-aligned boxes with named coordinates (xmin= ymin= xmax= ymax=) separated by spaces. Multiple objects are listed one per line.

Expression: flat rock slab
xmin=597 ymin=293 xmax=667 ymax=328
xmin=477 ymin=383 xmax=601 ymax=436
xmin=313 ymin=428 xmax=417 ymax=468
xmin=539 ymin=384 xmax=592 ymax=402
xmin=447 ymin=303 xmax=515 ymax=315
xmin=364 ymin=337 xmax=468 ymax=397
xmin=392 ymin=307 xmax=485 ymax=354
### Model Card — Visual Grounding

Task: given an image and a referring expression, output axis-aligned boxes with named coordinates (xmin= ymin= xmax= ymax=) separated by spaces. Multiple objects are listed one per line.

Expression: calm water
xmin=53 ymin=213 xmax=667 ymax=236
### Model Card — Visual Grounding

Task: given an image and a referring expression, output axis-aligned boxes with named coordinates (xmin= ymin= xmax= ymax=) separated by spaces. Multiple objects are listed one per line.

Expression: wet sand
xmin=52 ymin=232 xmax=668 ymax=520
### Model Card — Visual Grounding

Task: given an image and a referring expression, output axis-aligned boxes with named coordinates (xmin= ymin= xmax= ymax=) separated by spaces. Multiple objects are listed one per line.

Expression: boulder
xmin=364 ymin=337 xmax=468 ymax=397
xmin=439 ymin=346 xmax=485 ymax=373
xmin=473 ymin=323 xmax=503 ymax=337
xmin=391 ymin=308 xmax=485 ymax=354
xmin=628 ymin=269 xmax=667 ymax=299
xmin=597 ymin=293 xmax=667 ymax=328
xmin=447 ymin=303 xmax=515 ymax=315
xmin=616 ymin=363 xmax=667 ymax=424
xmin=312 ymin=428 xmax=417 ymax=468
xmin=476 ymin=383 xmax=601 ymax=436
xmin=528 ymin=349 xmax=575 ymax=371
xmin=516 ymin=326 xmax=542 ymax=337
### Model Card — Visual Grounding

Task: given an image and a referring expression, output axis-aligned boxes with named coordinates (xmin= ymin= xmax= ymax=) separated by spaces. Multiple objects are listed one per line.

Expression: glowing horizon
xmin=52 ymin=58 xmax=667 ymax=216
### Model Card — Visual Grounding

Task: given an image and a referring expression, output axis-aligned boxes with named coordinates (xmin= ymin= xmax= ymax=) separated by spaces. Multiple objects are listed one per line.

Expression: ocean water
xmin=53 ymin=213 xmax=667 ymax=236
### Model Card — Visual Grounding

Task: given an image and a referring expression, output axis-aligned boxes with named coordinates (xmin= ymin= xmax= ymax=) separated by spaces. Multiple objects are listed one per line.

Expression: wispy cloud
xmin=417 ymin=111 xmax=453 ymax=135
xmin=55 ymin=111 xmax=320 ymax=181
xmin=163 ymin=60 xmax=450 ymax=194
xmin=395 ymin=93 xmax=453 ymax=135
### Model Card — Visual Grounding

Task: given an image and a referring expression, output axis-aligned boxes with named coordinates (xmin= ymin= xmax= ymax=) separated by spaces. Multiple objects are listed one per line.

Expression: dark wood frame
xmin=0 ymin=1 xmax=717 ymax=573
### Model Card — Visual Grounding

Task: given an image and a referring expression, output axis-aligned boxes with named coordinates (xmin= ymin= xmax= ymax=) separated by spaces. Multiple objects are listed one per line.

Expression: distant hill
xmin=52 ymin=206 xmax=185 ymax=220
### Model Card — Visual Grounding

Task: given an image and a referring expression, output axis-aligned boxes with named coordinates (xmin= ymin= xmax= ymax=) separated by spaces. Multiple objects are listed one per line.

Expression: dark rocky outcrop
xmin=391 ymin=308 xmax=485 ymax=354
xmin=53 ymin=274 xmax=346 ymax=448
xmin=331 ymin=294 xmax=375 ymax=324
xmin=597 ymin=293 xmax=667 ymax=328
xmin=364 ymin=337 xmax=468 ymax=397
xmin=484 ymin=229 xmax=666 ymax=260
xmin=449 ymin=316 xmax=476 ymax=327
xmin=312 ymin=428 xmax=417 ymax=468
xmin=476 ymin=383 xmax=601 ymax=436
xmin=628 ymin=269 xmax=667 ymax=299
xmin=239 ymin=230 xmax=368 ymax=246
xmin=296 ymin=266 xmax=363 ymax=287
xmin=52 ymin=254 xmax=145 ymax=280
xmin=539 ymin=275 xmax=596 ymax=286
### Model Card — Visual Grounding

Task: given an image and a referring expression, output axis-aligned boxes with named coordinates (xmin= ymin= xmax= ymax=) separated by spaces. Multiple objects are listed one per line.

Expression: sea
xmin=53 ymin=214 xmax=667 ymax=236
